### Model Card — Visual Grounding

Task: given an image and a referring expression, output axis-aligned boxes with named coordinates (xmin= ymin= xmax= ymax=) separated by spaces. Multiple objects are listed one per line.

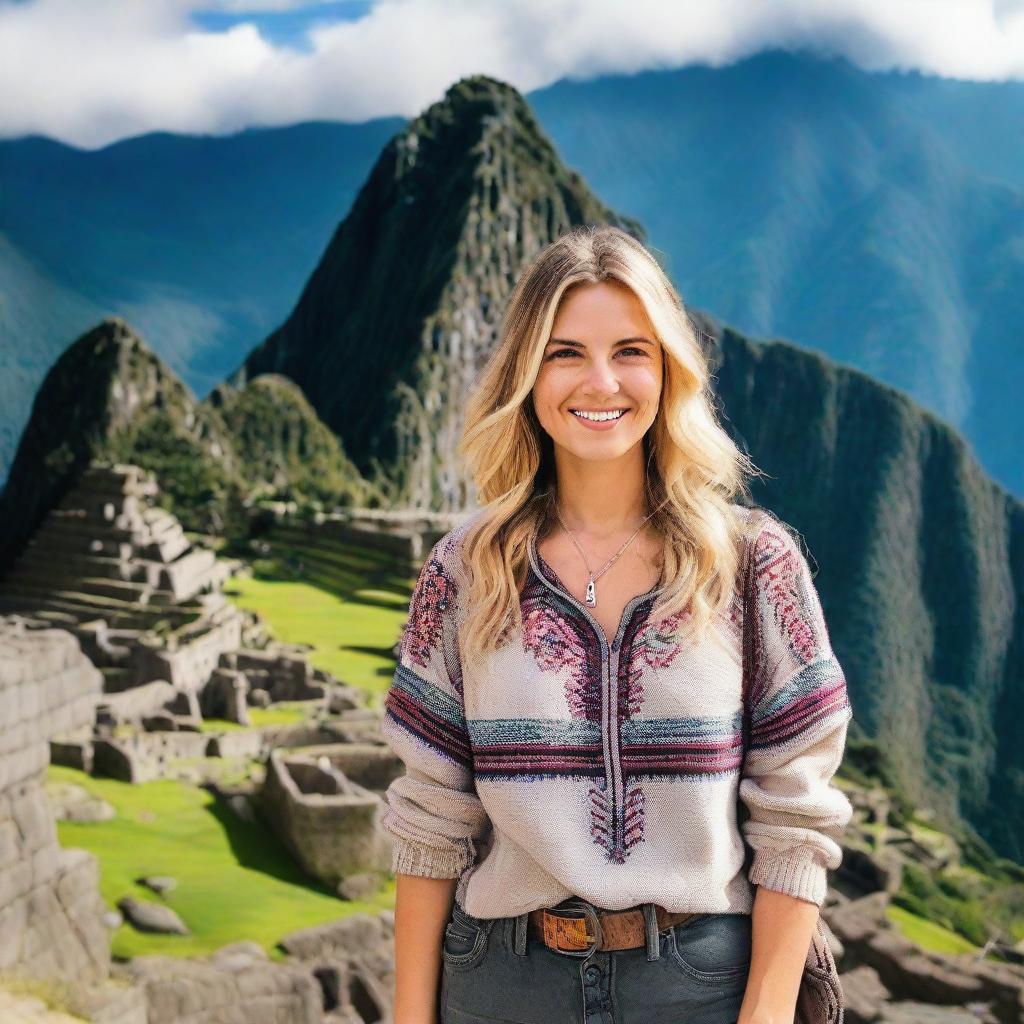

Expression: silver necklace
xmin=550 ymin=494 xmax=670 ymax=607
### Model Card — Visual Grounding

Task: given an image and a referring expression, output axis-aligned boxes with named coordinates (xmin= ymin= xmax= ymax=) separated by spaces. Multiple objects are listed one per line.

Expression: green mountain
xmin=207 ymin=373 xmax=378 ymax=508
xmin=0 ymin=320 xmax=368 ymax=574
xmin=229 ymin=75 xmax=643 ymax=509
xmin=0 ymin=317 xmax=244 ymax=573
xmin=699 ymin=310 xmax=1024 ymax=863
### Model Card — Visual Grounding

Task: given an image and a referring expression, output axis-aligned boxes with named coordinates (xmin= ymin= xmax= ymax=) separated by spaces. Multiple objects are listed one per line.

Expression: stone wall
xmin=257 ymin=749 xmax=390 ymax=891
xmin=0 ymin=616 xmax=110 ymax=984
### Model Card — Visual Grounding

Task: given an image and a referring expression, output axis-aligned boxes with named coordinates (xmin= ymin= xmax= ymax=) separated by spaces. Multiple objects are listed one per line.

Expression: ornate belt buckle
xmin=542 ymin=898 xmax=602 ymax=958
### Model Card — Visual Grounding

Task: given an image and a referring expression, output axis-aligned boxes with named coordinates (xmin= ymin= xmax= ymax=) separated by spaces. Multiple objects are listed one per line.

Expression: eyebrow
xmin=546 ymin=336 xmax=656 ymax=348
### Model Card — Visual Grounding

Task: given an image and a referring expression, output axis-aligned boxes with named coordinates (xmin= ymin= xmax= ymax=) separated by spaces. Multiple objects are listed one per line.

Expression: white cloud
xmin=1 ymin=0 xmax=1022 ymax=149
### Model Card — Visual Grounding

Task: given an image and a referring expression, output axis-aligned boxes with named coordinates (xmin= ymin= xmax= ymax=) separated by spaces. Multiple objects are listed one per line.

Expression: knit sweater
xmin=380 ymin=504 xmax=854 ymax=918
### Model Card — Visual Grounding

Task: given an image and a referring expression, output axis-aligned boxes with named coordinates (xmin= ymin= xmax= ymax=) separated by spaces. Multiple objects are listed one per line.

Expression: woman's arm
xmin=393 ymin=874 xmax=458 ymax=1024
xmin=737 ymin=515 xmax=855 ymax=1022
xmin=382 ymin=533 xmax=491 ymax=1024
xmin=737 ymin=886 xmax=820 ymax=1024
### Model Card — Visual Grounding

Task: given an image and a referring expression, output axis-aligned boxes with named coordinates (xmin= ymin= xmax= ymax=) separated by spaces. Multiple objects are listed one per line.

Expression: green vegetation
xmin=200 ymin=702 xmax=316 ymax=732
xmin=224 ymin=527 xmax=415 ymax=702
xmin=886 ymin=904 xmax=980 ymax=957
xmin=50 ymin=764 xmax=395 ymax=960
xmin=891 ymin=842 xmax=1024 ymax=954
xmin=102 ymin=414 xmax=248 ymax=539
xmin=209 ymin=373 xmax=380 ymax=508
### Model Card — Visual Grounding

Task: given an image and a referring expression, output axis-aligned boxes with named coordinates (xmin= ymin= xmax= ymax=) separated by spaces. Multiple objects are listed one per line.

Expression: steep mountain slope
xmin=693 ymin=309 xmax=1024 ymax=863
xmin=206 ymin=373 xmax=377 ymax=508
xmin=230 ymin=75 xmax=643 ymax=509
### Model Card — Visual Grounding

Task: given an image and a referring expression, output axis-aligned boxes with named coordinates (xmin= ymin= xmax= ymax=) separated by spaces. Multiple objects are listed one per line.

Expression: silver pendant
xmin=585 ymin=578 xmax=596 ymax=606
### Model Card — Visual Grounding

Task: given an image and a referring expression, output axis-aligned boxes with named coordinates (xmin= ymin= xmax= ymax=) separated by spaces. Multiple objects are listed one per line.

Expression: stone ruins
xmin=0 ymin=462 xmax=426 ymax=1021
xmin=1 ymin=461 xmax=1022 ymax=1022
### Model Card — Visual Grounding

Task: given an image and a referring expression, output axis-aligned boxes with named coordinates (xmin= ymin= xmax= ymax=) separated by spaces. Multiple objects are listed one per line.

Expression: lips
xmin=570 ymin=408 xmax=628 ymax=419
xmin=568 ymin=408 xmax=630 ymax=430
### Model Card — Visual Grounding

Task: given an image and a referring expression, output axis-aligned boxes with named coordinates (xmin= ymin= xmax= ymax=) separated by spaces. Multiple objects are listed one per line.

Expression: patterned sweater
xmin=380 ymin=504 xmax=854 ymax=918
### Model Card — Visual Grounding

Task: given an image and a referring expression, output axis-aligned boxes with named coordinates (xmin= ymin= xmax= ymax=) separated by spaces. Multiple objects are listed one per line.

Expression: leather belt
xmin=527 ymin=903 xmax=703 ymax=954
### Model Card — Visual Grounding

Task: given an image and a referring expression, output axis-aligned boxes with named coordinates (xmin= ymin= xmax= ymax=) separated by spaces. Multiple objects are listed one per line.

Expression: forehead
xmin=550 ymin=280 xmax=654 ymax=340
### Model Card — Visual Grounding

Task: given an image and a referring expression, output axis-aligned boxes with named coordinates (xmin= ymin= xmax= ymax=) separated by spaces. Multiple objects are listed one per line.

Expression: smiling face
xmin=531 ymin=279 xmax=664 ymax=465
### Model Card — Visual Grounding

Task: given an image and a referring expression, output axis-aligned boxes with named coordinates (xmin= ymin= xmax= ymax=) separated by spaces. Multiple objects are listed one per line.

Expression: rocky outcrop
xmin=827 ymin=892 xmax=1022 ymax=1024
xmin=121 ymin=941 xmax=321 ymax=1024
xmin=0 ymin=616 xmax=146 ymax=1022
xmin=0 ymin=617 xmax=108 ymax=983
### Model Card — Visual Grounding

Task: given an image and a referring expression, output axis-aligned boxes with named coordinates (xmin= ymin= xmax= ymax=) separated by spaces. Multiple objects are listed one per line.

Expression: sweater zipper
xmin=527 ymin=539 xmax=661 ymax=858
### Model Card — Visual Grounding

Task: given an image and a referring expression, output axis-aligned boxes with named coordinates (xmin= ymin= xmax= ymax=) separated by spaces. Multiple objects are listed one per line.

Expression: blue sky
xmin=1 ymin=0 xmax=1022 ymax=148
xmin=191 ymin=1 xmax=374 ymax=52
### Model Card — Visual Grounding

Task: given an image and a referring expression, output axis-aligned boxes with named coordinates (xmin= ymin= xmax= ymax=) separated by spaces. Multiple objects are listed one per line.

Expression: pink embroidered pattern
xmin=636 ymin=606 xmax=692 ymax=668
xmin=757 ymin=525 xmax=818 ymax=664
xmin=614 ymin=603 xmax=692 ymax=716
xmin=522 ymin=602 xmax=594 ymax=717
xmin=401 ymin=555 xmax=457 ymax=669
xmin=589 ymin=776 xmax=646 ymax=863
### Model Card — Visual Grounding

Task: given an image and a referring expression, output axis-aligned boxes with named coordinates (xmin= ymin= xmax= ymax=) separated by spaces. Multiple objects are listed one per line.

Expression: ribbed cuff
xmin=748 ymin=848 xmax=827 ymax=906
xmin=389 ymin=835 xmax=468 ymax=879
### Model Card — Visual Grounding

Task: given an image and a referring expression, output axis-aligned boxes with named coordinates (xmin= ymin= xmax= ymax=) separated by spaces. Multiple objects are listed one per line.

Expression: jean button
xmin=584 ymin=965 xmax=600 ymax=981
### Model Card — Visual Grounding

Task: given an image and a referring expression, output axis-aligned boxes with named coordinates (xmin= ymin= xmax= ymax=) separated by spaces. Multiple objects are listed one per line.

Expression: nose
xmin=581 ymin=356 xmax=621 ymax=395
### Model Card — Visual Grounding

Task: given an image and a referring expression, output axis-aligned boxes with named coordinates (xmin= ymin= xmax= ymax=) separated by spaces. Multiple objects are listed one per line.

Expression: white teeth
xmin=571 ymin=409 xmax=626 ymax=422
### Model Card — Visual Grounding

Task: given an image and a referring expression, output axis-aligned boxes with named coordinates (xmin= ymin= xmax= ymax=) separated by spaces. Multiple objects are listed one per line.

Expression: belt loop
xmin=642 ymin=903 xmax=661 ymax=961
xmin=513 ymin=911 xmax=528 ymax=956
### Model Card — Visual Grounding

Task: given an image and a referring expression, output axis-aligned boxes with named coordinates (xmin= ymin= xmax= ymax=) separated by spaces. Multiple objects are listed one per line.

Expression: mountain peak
xmin=232 ymin=78 xmax=643 ymax=510
xmin=0 ymin=318 xmax=235 ymax=574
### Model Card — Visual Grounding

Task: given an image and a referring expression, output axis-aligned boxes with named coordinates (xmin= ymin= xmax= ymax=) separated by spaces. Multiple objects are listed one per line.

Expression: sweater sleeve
xmin=380 ymin=533 xmax=491 ymax=879
xmin=737 ymin=514 xmax=855 ymax=907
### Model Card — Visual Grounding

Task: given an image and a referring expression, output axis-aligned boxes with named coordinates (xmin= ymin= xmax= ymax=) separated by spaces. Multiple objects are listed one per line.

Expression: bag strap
xmin=740 ymin=508 xmax=761 ymax=771
xmin=736 ymin=509 xmax=761 ymax=879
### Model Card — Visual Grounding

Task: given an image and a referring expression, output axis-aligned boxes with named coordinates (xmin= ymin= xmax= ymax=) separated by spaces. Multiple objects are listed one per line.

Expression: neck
xmin=547 ymin=446 xmax=652 ymax=540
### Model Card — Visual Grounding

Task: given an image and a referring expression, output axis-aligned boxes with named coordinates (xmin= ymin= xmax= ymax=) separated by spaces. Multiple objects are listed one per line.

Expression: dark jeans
xmin=440 ymin=896 xmax=752 ymax=1024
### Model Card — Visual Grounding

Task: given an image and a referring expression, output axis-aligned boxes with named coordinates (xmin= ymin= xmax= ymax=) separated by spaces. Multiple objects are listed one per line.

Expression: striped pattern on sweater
xmin=381 ymin=504 xmax=855 ymax=916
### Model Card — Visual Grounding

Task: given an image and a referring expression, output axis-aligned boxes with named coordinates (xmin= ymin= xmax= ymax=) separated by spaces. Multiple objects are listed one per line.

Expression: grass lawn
xmin=224 ymin=534 xmax=415 ymax=706
xmin=50 ymin=764 xmax=396 ymax=960
xmin=199 ymin=702 xmax=318 ymax=732
xmin=886 ymin=903 xmax=981 ymax=957
xmin=48 ymin=532 xmax=421 ymax=959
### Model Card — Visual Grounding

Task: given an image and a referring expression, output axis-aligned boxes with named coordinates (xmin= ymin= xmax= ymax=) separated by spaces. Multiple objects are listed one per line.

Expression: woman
xmin=381 ymin=225 xmax=854 ymax=1024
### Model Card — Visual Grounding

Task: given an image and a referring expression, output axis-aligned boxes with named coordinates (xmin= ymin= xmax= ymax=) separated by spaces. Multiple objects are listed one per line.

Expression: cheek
xmin=530 ymin=379 xmax=562 ymax=429
xmin=532 ymin=368 xmax=570 ymax=410
xmin=626 ymin=364 xmax=662 ymax=400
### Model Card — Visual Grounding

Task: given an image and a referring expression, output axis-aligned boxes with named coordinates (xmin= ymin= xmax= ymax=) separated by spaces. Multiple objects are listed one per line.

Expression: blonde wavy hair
xmin=457 ymin=224 xmax=763 ymax=674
